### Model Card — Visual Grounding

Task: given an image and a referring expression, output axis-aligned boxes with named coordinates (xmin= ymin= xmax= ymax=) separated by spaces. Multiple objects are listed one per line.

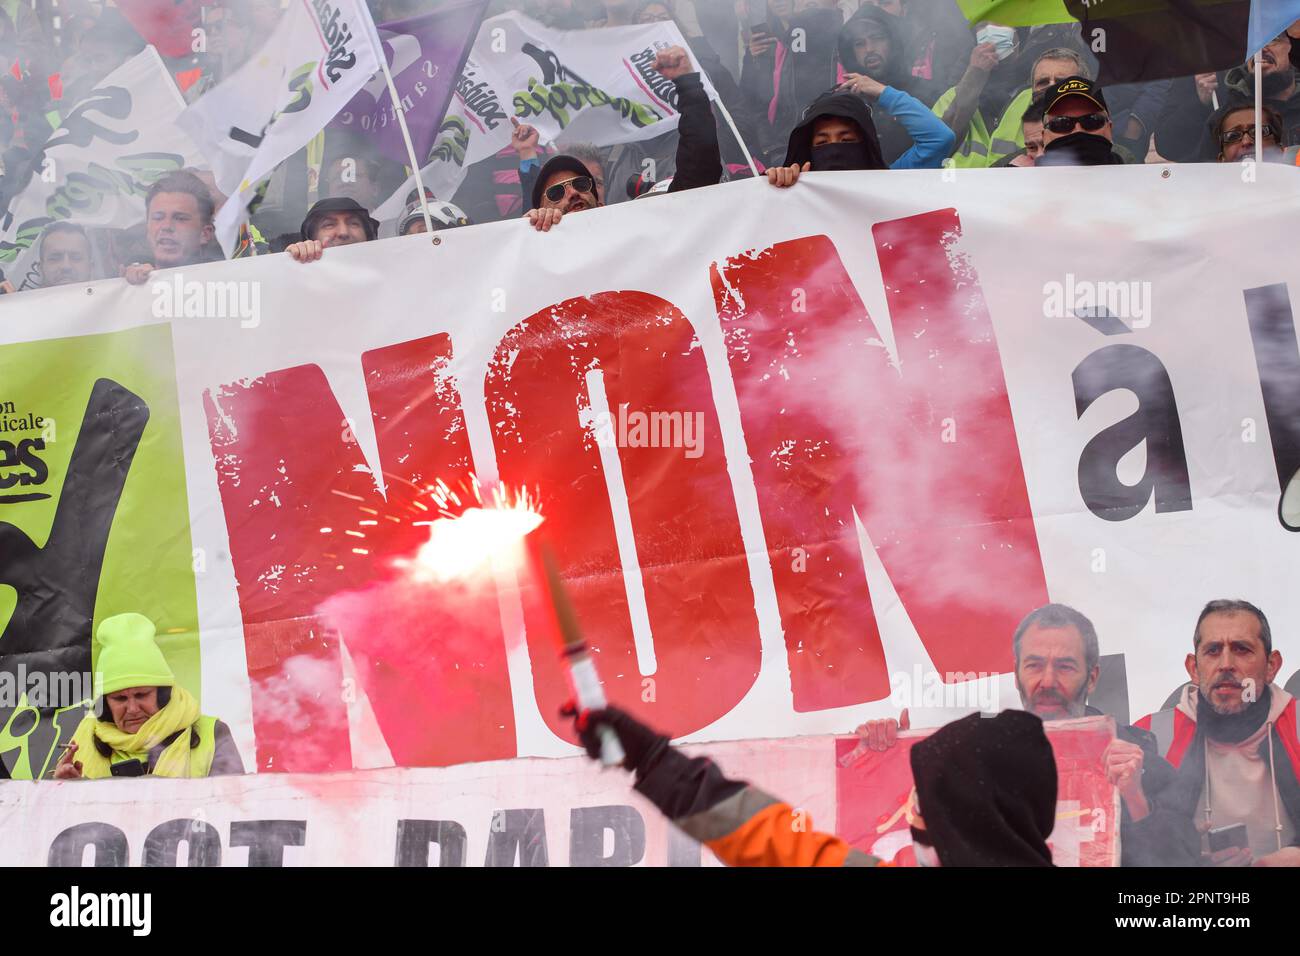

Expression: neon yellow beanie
xmin=95 ymin=613 xmax=176 ymax=696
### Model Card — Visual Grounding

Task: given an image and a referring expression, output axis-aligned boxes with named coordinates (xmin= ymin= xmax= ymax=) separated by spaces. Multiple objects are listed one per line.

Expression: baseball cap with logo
xmin=1043 ymin=76 xmax=1108 ymax=116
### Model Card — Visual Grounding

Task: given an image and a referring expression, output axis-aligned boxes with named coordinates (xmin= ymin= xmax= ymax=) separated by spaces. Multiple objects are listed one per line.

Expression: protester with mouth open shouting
xmin=122 ymin=171 xmax=223 ymax=285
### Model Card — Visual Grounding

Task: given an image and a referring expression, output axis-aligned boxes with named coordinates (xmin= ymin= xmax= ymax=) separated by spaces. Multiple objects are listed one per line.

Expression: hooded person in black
xmin=836 ymin=6 xmax=944 ymax=165
xmin=768 ymin=89 xmax=953 ymax=187
xmin=784 ymin=92 xmax=887 ymax=171
xmin=838 ymin=6 xmax=943 ymax=107
xmin=909 ymin=710 xmax=1057 ymax=867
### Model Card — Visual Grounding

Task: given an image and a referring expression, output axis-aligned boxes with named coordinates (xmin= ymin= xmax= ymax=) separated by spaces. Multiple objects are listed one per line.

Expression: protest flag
xmin=178 ymin=0 xmax=385 ymax=254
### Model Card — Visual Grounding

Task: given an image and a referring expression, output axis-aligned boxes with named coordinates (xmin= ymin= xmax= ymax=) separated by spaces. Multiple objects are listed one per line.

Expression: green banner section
xmin=956 ymin=0 xmax=1075 ymax=26
xmin=0 ymin=322 xmax=199 ymax=778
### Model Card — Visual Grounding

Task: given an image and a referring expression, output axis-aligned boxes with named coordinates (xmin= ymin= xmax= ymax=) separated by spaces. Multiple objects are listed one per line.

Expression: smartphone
xmin=1207 ymin=823 xmax=1249 ymax=853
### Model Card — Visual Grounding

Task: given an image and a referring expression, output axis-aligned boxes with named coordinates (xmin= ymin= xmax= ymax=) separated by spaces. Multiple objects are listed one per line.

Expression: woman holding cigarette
xmin=53 ymin=613 xmax=243 ymax=780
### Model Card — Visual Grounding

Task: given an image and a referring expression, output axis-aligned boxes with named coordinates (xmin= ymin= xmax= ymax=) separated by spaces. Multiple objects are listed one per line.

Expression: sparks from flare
xmin=400 ymin=477 xmax=543 ymax=583
xmin=317 ymin=474 xmax=543 ymax=583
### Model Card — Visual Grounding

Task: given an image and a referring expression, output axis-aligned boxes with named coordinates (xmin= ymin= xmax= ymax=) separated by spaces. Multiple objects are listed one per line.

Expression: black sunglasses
xmin=544 ymin=175 xmax=595 ymax=203
xmin=1045 ymin=112 xmax=1108 ymax=134
xmin=1221 ymin=124 xmax=1277 ymax=146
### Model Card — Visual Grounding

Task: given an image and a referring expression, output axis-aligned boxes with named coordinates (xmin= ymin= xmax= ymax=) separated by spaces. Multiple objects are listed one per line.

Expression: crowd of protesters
xmin=0 ymin=0 xmax=1298 ymax=287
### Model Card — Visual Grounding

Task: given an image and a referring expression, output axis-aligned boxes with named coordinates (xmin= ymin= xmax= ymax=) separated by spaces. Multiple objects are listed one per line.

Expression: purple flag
xmin=332 ymin=0 xmax=487 ymax=166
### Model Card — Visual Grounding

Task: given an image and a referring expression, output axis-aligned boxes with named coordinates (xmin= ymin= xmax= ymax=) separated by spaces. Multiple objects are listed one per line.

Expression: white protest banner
xmin=0 ymin=46 xmax=205 ymax=291
xmin=0 ymin=164 xmax=1297 ymax=790
xmin=474 ymin=11 xmax=718 ymax=147
xmin=178 ymin=0 xmax=384 ymax=254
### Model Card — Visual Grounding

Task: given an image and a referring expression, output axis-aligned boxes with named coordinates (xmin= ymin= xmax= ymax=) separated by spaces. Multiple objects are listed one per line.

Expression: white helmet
xmin=399 ymin=199 xmax=472 ymax=235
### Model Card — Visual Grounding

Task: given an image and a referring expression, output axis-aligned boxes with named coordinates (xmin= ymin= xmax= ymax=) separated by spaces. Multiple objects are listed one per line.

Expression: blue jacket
xmin=879 ymin=86 xmax=956 ymax=170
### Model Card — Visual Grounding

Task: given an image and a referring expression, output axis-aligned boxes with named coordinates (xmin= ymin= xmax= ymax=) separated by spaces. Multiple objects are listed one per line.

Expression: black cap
xmin=531 ymin=155 xmax=597 ymax=209
xmin=1043 ymin=76 xmax=1107 ymax=115
xmin=300 ymin=197 xmax=379 ymax=242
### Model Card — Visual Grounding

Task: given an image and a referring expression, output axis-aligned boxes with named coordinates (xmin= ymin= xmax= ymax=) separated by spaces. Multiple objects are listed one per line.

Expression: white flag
xmin=0 ymin=46 xmax=206 ymax=291
xmin=179 ymin=0 xmax=384 ymax=254
xmin=374 ymin=12 xmax=718 ymax=225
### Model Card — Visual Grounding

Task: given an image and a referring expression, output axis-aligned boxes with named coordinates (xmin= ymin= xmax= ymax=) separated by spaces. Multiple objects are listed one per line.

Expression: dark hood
xmin=784 ymin=92 xmax=887 ymax=171
xmin=837 ymin=6 xmax=903 ymax=83
xmin=910 ymin=710 xmax=1057 ymax=867
xmin=1226 ymin=61 xmax=1296 ymax=102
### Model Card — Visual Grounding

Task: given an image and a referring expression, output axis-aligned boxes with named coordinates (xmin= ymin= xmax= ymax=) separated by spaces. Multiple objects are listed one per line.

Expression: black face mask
xmin=1043 ymin=131 xmax=1115 ymax=166
xmin=1198 ymin=684 xmax=1272 ymax=745
xmin=1263 ymin=68 xmax=1294 ymax=97
xmin=811 ymin=141 xmax=871 ymax=172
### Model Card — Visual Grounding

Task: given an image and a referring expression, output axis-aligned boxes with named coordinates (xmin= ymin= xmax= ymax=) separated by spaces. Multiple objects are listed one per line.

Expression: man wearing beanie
xmin=562 ymin=703 xmax=1059 ymax=866
xmin=284 ymin=197 xmax=380 ymax=264
xmin=54 ymin=613 xmax=243 ymax=779
xmin=1136 ymin=600 xmax=1300 ymax=866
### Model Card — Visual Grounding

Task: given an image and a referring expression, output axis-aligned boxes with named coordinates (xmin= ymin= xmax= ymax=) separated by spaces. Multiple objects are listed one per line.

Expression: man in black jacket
xmin=835 ymin=5 xmax=942 ymax=165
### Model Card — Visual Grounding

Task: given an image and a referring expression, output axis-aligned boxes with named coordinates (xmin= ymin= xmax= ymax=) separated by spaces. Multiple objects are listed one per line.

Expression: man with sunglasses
xmin=1037 ymin=76 xmax=1124 ymax=167
xmin=526 ymin=156 xmax=604 ymax=233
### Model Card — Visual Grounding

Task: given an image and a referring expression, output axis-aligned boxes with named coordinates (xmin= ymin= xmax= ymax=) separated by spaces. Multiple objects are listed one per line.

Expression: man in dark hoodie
xmin=563 ymin=702 xmax=1058 ymax=866
xmin=1036 ymin=76 xmax=1126 ymax=167
xmin=839 ymin=5 xmax=942 ymax=107
xmin=835 ymin=5 xmax=946 ymax=165
xmin=764 ymin=88 xmax=953 ymax=187
xmin=285 ymin=197 xmax=379 ymax=263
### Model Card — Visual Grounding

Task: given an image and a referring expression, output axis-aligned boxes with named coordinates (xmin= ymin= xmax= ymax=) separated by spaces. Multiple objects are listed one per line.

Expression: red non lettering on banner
xmin=484 ymin=292 xmax=761 ymax=743
xmin=204 ymin=334 xmax=514 ymax=771
xmin=711 ymin=210 xmax=1047 ymax=710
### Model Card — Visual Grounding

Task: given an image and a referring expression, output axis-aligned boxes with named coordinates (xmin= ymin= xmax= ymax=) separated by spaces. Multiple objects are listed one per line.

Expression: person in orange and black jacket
xmin=564 ymin=704 xmax=1059 ymax=867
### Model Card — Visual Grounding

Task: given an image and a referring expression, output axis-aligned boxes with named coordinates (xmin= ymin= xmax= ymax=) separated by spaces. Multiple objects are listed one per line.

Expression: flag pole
xmin=712 ymin=94 xmax=760 ymax=178
xmin=379 ymin=61 xmax=436 ymax=235
xmin=1255 ymin=41 xmax=1264 ymax=163
xmin=362 ymin=16 xmax=435 ymax=235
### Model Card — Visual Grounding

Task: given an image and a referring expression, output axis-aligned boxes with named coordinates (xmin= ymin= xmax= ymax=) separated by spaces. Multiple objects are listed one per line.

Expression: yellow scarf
xmin=71 ymin=686 xmax=203 ymax=779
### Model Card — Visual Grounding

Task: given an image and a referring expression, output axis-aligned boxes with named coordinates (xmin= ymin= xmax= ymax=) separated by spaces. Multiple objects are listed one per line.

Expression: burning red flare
xmin=394 ymin=478 xmax=544 ymax=583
